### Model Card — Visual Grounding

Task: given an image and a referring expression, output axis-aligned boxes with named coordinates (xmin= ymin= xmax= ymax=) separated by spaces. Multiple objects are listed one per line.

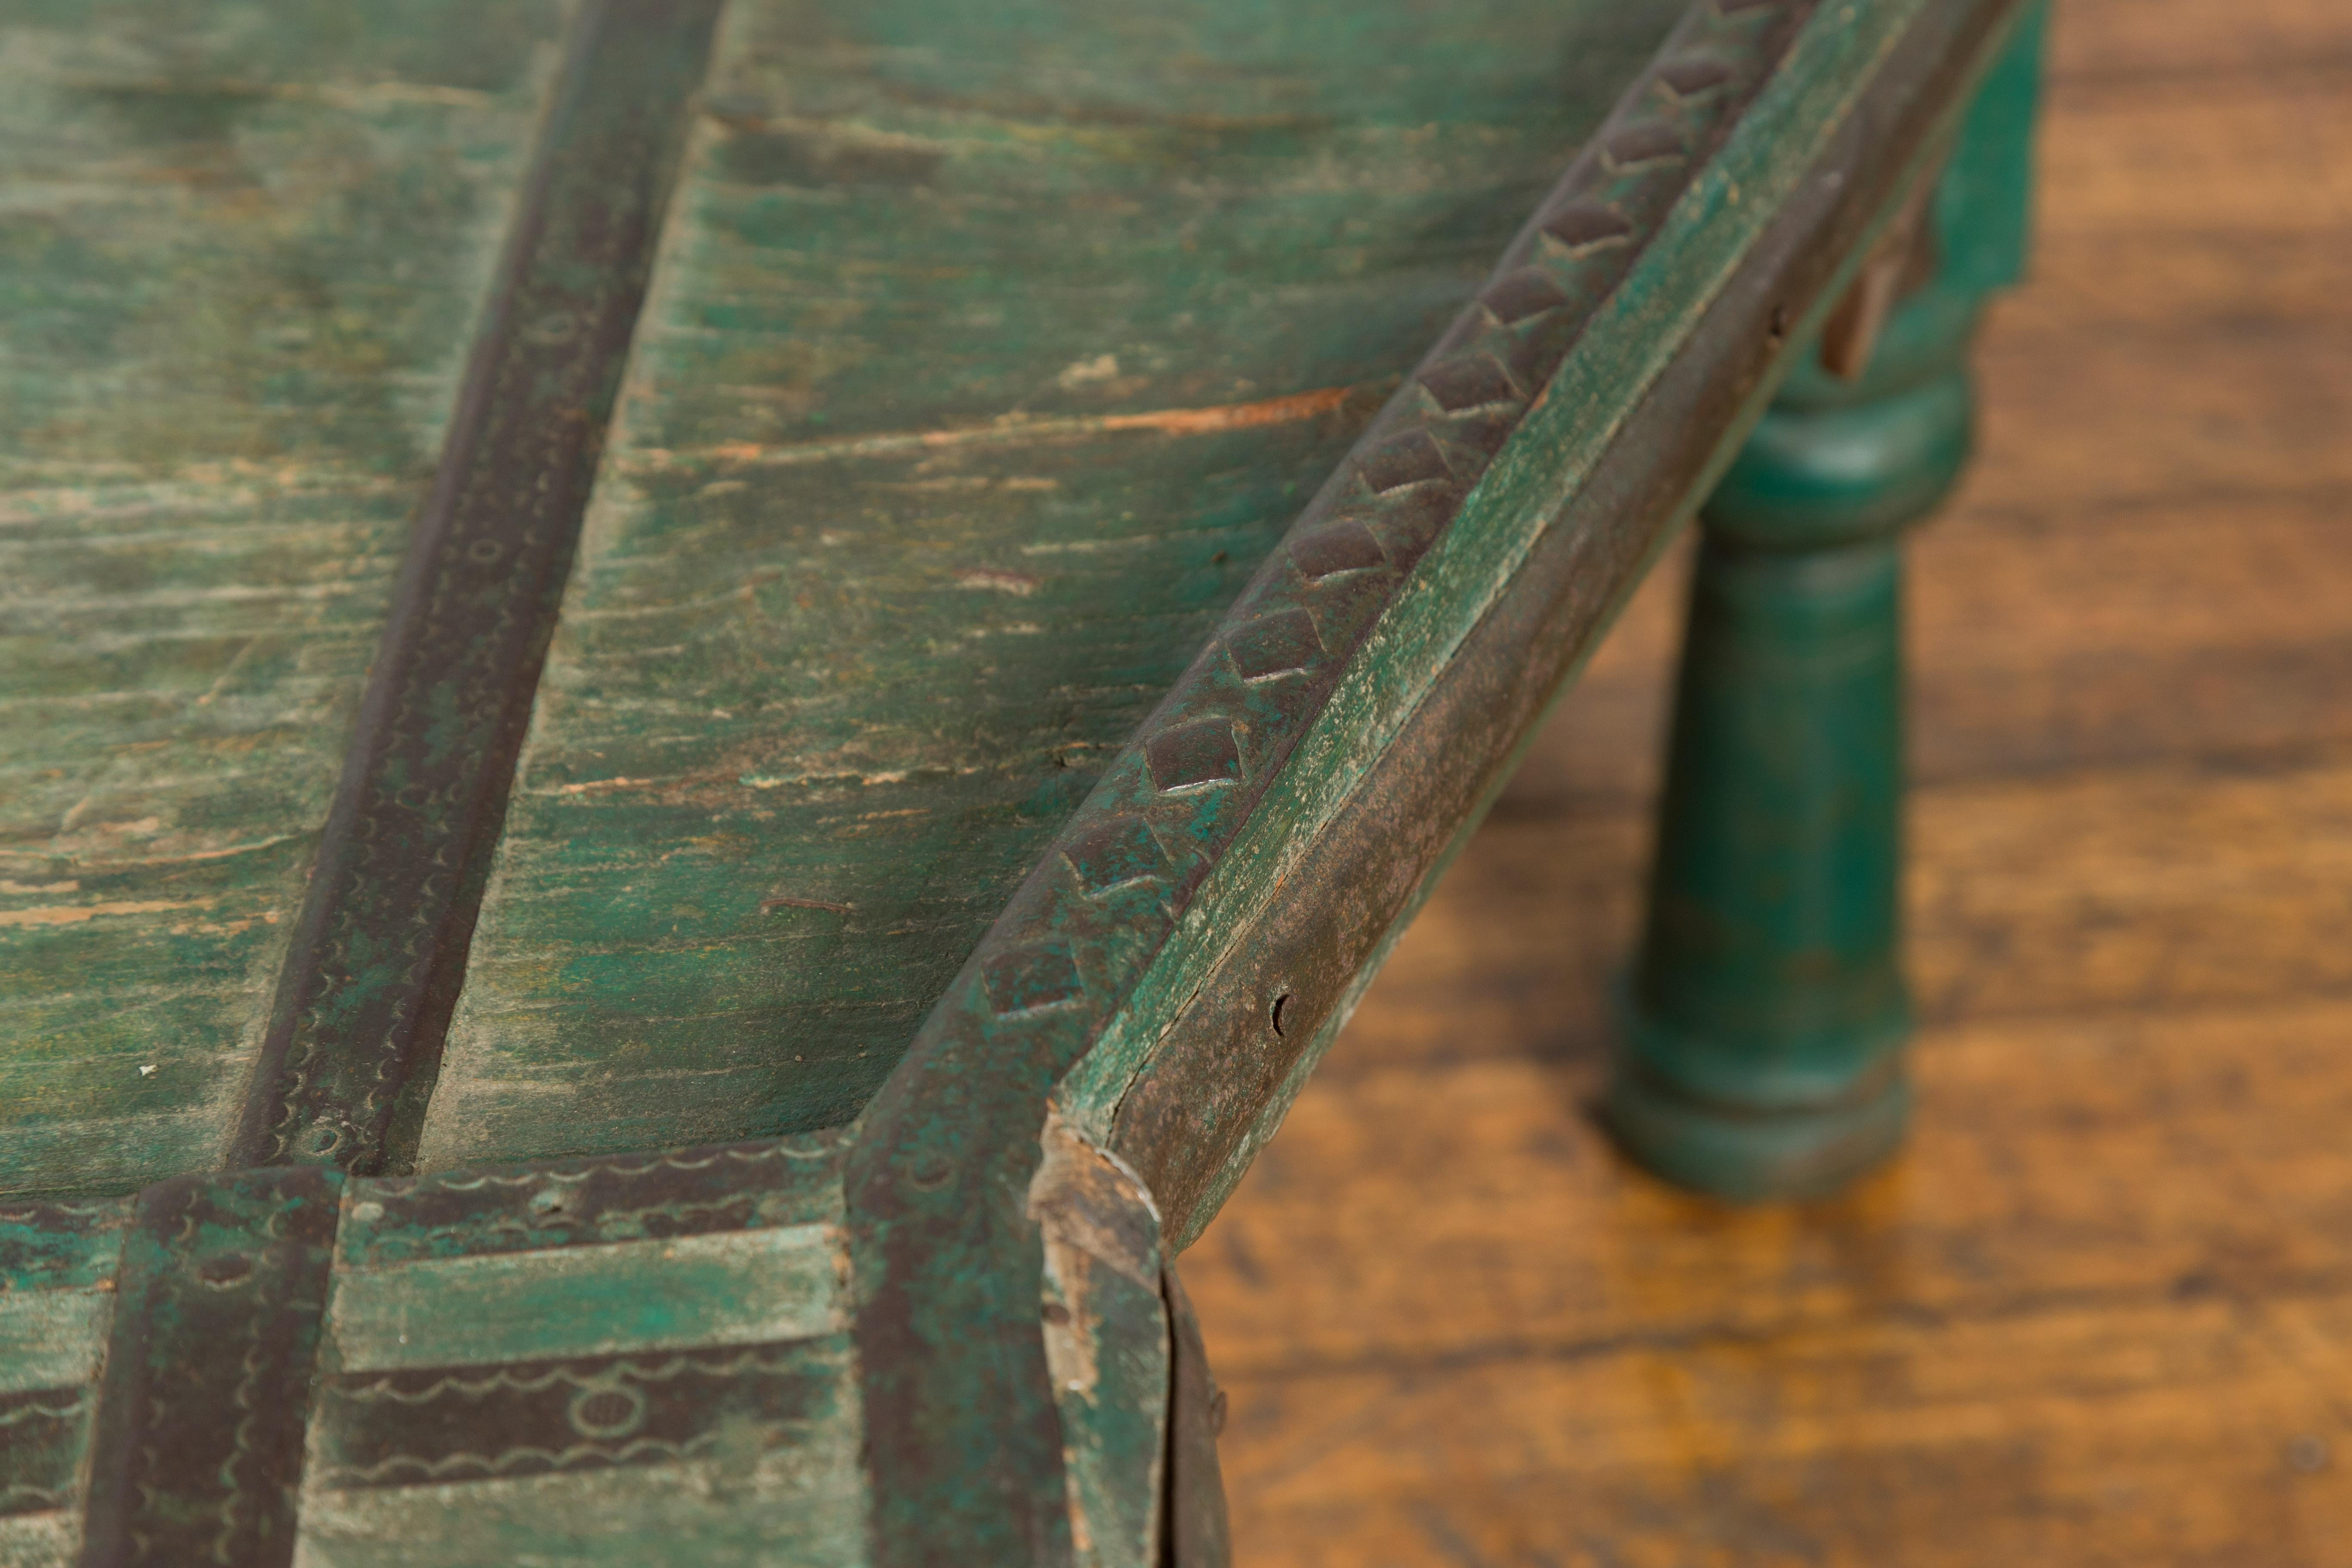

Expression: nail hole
xmin=1768 ymin=305 xmax=1790 ymax=343
xmin=1270 ymin=994 xmax=1292 ymax=1037
xmin=1042 ymin=1302 xmax=1072 ymax=1326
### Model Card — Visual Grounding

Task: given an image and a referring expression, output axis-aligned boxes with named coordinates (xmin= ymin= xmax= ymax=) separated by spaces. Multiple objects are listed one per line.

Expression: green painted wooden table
xmin=0 ymin=0 xmax=2041 ymax=1561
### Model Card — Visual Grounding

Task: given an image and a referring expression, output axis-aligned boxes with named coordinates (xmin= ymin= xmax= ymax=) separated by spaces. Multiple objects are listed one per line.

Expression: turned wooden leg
xmin=1607 ymin=3 xmax=2046 ymax=1200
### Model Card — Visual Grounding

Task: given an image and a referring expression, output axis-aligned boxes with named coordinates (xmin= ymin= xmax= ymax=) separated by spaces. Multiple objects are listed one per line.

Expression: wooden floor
xmin=1183 ymin=1 xmax=2352 ymax=1562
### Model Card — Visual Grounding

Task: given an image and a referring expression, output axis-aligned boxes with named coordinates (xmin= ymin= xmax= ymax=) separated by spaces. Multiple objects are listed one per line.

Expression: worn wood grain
xmin=0 ymin=0 xmax=570 ymax=1196
xmin=1183 ymin=0 xmax=2352 ymax=1554
xmin=419 ymin=0 xmax=1691 ymax=1168
xmin=2043 ymin=0 xmax=2348 ymax=79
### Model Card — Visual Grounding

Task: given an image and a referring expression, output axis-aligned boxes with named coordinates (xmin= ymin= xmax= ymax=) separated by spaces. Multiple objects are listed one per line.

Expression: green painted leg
xmin=1608 ymin=2 xmax=2046 ymax=1201
xmin=1608 ymin=288 xmax=1972 ymax=1200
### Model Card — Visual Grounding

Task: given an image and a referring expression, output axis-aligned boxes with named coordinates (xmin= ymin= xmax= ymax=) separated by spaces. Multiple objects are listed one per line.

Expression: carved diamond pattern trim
xmin=982 ymin=943 xmax=1085 ymax=1015
xmin=1358 ymin=432 xmax=1452 ymax=494
xmin=1146 ymin=719 xmax=1243 ymax=793
xmin=1061 ymin=815 xmax=1172 ymax=895
xmin=1540 ymin=203 xmax=1635 ymax=257
xmin=1603 ymin=122 xmax=1687 ymax=172
xmin=1287 ymin=522 xmax=1388 ymax=581
xmin=1656 ymin=57 xmax=1733 ymax=100
xmin=1418 ymin=355 xmax=1519 ymax=414
xmin=885 ymin=0 xmax=1830 ymax=1406
xmin=1479 ymin=269 xmax=1572 ymax=326
xmin=1226 ymin=609 xmax=1324 ymax=683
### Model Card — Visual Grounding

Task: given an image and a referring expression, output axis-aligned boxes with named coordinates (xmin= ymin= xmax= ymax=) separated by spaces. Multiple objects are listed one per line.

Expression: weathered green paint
xmin=328 ymin=1225 xmax=839 ymax=1372
xmin=1609 ymin=2 xmax=2045 ymax=1200
xmin=417 ymin=0 xmax=1692 ymax=1171
xmin=0 ymin=0 xmax=570 ymax=1197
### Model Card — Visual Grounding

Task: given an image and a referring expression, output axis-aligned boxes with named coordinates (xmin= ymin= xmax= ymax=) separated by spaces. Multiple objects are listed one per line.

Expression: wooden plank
xmin=2047 ymin=0 xmax=2352 ymax=80
xmin=417 ymin=0 xmax=1694 ymax=1169
xmin=1177 ymin=24 xmax=2352 ymax=1483
xmin=0 ymin=0 xmax=571 ymax=1196
xmin=1214 ymin=1298 xmax=2352 ymax=1567
xmin=1996 ymin=230 xmax=2352 ymax=327
xmin=2030 ymin=75 xmax=2352 ymax=241
xmin=326 ymin=1225 xmax=844 ymax=1373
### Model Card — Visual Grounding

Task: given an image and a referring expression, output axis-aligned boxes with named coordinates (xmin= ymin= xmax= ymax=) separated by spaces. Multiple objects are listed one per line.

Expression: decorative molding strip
xmin=229 ymin=0 xmax=726 ymax=1176
xmin=79 ymin=1167 xmax=343 ymax=1568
